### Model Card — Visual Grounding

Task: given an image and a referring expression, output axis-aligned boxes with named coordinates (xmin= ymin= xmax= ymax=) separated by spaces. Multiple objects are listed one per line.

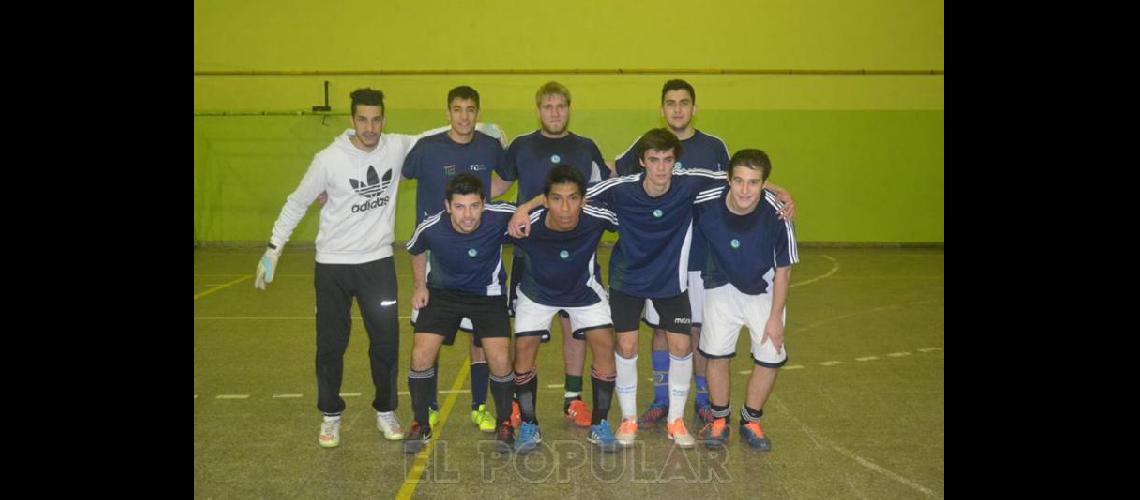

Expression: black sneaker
xmin=496 ymin=421 xmax=515 ymax=453
xmin=403 ymin=422 xmax=432 ymax=454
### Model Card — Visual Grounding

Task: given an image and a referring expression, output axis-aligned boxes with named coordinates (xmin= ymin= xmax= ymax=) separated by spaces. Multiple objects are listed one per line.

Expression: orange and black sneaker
xmin=740 ymin=421 xmax=771 ymax=451
xmin=700 ymin=417 xmax=730 ymax=448
xmin=667 ymin=418 xmax=696 ymax=448
xmin=496 ymin=421 xmax=515 ymax=453
xmin=510 ymin=400 xmax=521 ymax=430
xmin=565 ymin=399 xmax=592 ymax=427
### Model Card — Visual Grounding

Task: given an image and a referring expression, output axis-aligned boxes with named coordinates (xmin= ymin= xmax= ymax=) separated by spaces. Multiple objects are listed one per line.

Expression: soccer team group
xmin=254 ymin=79 xmax=799 ymax=455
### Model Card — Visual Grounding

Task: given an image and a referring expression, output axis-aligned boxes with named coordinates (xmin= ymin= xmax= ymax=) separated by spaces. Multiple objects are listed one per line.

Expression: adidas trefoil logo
xmin=350 ymin=166 xmax=394 ymax=213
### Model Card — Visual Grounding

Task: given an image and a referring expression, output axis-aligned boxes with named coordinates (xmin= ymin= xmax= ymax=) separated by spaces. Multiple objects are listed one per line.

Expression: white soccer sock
xmin=614 ymin=353 xmax=639 ymax=420
xmin=667 ymin=352 xmax=693 ymax=423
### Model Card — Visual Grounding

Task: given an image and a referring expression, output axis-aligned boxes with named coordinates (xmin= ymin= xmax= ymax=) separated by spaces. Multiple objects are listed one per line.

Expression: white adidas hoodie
xmin=268 ymin=129 xmax=420 ymax=264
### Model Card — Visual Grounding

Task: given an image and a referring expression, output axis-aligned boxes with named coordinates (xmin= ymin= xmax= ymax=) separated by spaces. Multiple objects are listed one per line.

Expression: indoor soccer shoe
xmin=695 ymin=402 xmax=714 ymax=425
xmin=495 ymin=421 xmax=516 ymax=453
xmin=403 ymin=422 xmax=431 ymax=454
xmin=565 ymin=399 xmax=592 ymax=427
xmin=667 ymin=419 xmax=696 ymax=448
xmin=740 ymin=421 xmax=772 ymax=451
xmin=319 ymin=417 xmax=341 ymax=448
xmin=615 ymin=418 xmax=638 ymax=447
xmin=637 ymin=402 xmax=668 ymax=427
xmin=700 ymin=418 xmax=729 ymax=448
xmin=514 ymin=422 xmax=543 ymax=454
xmin=471 ymin=404 xmax=496 ymax=432
xmin=588 ymin=420 xmax=619 ymax=453
xmin=510 ymin=400 xmax=521 ymax=429
xmin=377 ymin=411 xmax=405 ymax=440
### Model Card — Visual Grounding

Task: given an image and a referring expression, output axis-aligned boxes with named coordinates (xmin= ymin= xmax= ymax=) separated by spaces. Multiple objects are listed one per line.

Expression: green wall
xmin=194 ymin=1 xmax=944 ymax=244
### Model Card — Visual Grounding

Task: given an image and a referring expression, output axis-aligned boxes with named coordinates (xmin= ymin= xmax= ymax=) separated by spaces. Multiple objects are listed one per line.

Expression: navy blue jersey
xmin=614 ymin=130 xmax=730 ymax=274
xmin=510 ymin=204 xmax=619 ymax=307
xmin=406 ymin=203 xmax=516 ymax=296
xmin=585 ymin=168 xmax=725 ymax=298
xmin=500 ymin=131 xmax=610 ymax=203
xmin=694 ymin=188 xmax=799 ymax=294
xmin=401 ymin=131 xmax=508 ymax=224
xmin=614 ymin=130 xmax=729 ymax=177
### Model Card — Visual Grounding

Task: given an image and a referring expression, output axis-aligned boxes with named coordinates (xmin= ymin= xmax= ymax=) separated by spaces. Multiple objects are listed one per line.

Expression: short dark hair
xmin=543 ymin=165 xmax=586 ymax=197
xmin=350 ymin=88 xmax=384 ymax=117
xmin=729 ymin=149 xmax=772 ymax=181
xmin=447 ymin=86 xmax=480 ymax=109
xmin=661 ymin=79 xmax=696 ymax=104
xmin=445 ymin=173 xmax=485 ymax=202
xmin=635 ymin=128 xmax=684 ymax=162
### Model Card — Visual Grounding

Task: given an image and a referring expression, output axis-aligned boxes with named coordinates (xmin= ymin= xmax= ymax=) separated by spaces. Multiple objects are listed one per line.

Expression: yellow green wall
xmin=195 ymin=0 xmax=944 ymax=244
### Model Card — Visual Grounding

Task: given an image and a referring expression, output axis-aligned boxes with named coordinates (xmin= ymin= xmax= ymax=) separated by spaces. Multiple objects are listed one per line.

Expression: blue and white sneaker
xmin=588 ymin=420 xmax=619 ymax=453
xmin=515 ymin=422 xmax=542 ymax=454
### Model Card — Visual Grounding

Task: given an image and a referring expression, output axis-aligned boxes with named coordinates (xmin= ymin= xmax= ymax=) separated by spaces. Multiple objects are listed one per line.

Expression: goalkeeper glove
xmin=254 ymin=242 xmax=283 ymax=290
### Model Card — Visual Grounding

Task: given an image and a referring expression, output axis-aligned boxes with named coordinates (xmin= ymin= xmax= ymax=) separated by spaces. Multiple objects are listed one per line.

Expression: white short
xmin=699 ymin=282 xmax=788 ymax=367
xmin=411 ymin=308 xmax=473 ymax=332
xmin=644 ymin=271 xmax=704 ymax=328
xmin=514 ymin=290 xmax=612 ymax=340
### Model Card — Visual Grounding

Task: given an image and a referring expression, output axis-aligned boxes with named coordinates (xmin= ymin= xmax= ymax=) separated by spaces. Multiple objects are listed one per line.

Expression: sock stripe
xmin=408 ymin=367 xmax=435 ymax=379
xmin=490 ymin=371 xmax=516 ymax=383
xmin=590 ymin=367 xmax=616 ymax=382
xmin=514 ymin=368 xmax=536 ymax=385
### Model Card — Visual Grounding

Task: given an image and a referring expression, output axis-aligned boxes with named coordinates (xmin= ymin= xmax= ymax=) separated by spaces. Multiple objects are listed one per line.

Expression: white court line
xmin=887 ymin=352 xmax=912 ymax=357
xmin=856 ymin=356 xmax=880 ymax=362
xmin=771 ymin=397 xmax=936 ymax=497
xmin=917 ymin=347 xmax=943 ymax=353
xmin=340 ymin=392 xmax=361 ymax=397
xmin=546 ymin=384 xmax=564 ymax=389
xmin=216 ymin=394 xmax=249 ymax=399
xmin=783 ymin=365 xmax=805 ymax=370
xmin=273 ymin=394 xmax=303 ymax=398
xmin=790 ymin=255 xmax=840 ymax=288
xmin=194 ymin=394 xmax=198 ymax=399
xmin=820 ymin=361 xmax=842 ymax=366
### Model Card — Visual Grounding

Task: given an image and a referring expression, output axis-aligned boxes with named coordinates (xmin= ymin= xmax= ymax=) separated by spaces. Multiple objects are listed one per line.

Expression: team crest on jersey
xmin=730 ymin=239 xmax=741 ymax=249
xmin=470 ymin=164 xmax=485 ymax=172
xmin=652 ymin=209 xmax=663 ymax=218
xmin=468 ymin=249 xmax=478 ymax=257
xmin=349 ymin=166 xmax=393 ymax=212
xmin=559 ymin=250 xmax=570 ymax=259
xmin=550 ymin=154 xmax=561 ymax=163
xmin=444 ymin=165 xmax=456 ymax=176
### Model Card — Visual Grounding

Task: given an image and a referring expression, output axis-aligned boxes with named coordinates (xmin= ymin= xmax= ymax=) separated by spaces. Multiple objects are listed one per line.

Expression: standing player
xmin=615 ymin=79 xmax=795 ymax=427
xmin=404 ymin=174 xmax=518 ymax=453
xmin=402 ymin=86 xmax=512 ymax=433
xmin=499 ymin=81 xmax=611 ymax=427
xmin=509 ymin=166 xmax=620 ymax=453
xmin=693 ymin=150 xmax=797 ymax=451
xmin=513 ymin=128 xmax=722 ymax=448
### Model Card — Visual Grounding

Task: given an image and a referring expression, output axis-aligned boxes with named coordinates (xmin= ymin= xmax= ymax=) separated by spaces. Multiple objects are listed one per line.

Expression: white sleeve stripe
xmin=586 ymin=175 xmax=637 ymax=197
xmin=485 ymin=203 xmax=517 ymax=213
xmin=614 ymin=137 xmax=640 ymax=161
xmin=406 ymin=214 xmax=442 ymax=249
xmin=764 ymin=191 xmax=786 ymax=211
xmin=528 ymin=210 xmax=543 ymax=223
xmin=698 ymin=186 xmax=725 ymax=196
xmin=676 ymin=168 xmax=726 ymax=179
xmin=784 ymin=220 xmax=799 ymax=264
xmin=581 ymin=204 xmax=617 ymax=219
xmin=582 ymin=206 xmax=619 ymax=225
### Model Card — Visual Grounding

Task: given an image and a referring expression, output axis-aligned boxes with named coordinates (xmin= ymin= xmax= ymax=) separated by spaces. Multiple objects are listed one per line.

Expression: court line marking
xmin=396 ymin=356 xmax=471 ymax=500
xmin=790 ymin=254 xmax=840 ymax=288
xmin=194 ymin=275 xmax=252 ymax=301
xmin=215 ymin=394 xmax=249 ymax=399
xmin=771 ymin=396 xmax=936 ymax=497
xmin=887 ymin=352 xmax=912 ymax=357
xmin=272 ymin=393 xmax=303 ymax=398
xmin=820 ymin=361 xmax=842 ymax=366
xmin=856 ymin=356 xmax=880 ymax=362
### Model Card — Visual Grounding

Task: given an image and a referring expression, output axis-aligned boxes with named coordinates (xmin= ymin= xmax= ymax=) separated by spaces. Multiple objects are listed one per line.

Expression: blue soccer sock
xmin=651 ymin=350 xmax=669 ymax=406
xmin=694 ymin=375 xmax=710 ymax=407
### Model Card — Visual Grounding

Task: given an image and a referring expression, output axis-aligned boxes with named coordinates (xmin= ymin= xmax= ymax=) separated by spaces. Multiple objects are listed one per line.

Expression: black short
xmin=609 ymin=288 xmax=691 ymax=334
xmin=413 ymin=288 xmax=510 ymax=346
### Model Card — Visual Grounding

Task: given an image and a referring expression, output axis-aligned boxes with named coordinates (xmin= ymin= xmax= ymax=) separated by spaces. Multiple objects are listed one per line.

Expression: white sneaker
xmin=667 ymin=418 xmax=696 ymax=448
xmin=319 ymin=416 xmax=341 ymax=448
xmin=377 ymin=411 xmax=405 ymax=440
